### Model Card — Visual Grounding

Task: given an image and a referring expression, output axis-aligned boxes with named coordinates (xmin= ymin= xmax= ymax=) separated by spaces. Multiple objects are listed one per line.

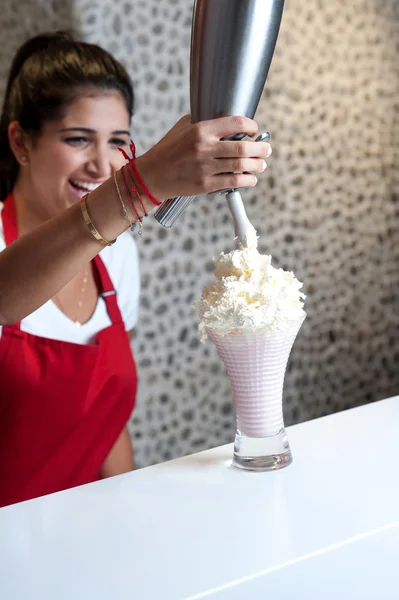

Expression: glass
xmin=208 ymin=315 xmax=305 ymax=471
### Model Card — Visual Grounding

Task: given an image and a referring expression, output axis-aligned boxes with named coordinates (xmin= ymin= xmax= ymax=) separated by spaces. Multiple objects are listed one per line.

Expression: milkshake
xmin=195 ymin=235 xmax=306 ymax=470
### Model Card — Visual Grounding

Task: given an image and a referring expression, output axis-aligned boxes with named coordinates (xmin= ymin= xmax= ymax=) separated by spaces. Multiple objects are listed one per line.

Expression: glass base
xmin=233 ymin=428 xmax=293 ymax=472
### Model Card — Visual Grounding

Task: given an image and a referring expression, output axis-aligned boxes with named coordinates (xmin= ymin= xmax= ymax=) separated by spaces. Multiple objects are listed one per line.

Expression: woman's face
xmin=21 ymin=90 xmax=131 ymax=217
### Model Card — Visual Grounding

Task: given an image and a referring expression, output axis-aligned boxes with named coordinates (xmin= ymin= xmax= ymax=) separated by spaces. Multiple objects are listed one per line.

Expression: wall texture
xmin=1 ymin=0 xmax=399 ymax=467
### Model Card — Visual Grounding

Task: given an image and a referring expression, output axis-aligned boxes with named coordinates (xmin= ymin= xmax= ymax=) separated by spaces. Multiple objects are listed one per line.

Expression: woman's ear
xmin=8 ymin=121 xmax=31 ymax=166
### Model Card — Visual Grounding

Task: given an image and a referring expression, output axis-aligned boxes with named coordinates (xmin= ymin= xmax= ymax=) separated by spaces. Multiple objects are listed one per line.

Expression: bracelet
xmin=125 ymin=165 xmax=148 ymax=218
xmin=113 ymin=171 xmax=136 ymax=232
xmin=120 ymin=166 xmax=144 ymax=236
xmin=80 ymin=195 xmax=117 ymax=246
xmin=118 ymin=140 xmax=162 ymax=206
xmin=120 ymin=165 xmax=140 ymax=221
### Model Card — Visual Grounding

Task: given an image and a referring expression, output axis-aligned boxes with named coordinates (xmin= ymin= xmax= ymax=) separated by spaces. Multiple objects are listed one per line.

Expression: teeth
xmin=71 ymin=180 xmax=102 ymax=191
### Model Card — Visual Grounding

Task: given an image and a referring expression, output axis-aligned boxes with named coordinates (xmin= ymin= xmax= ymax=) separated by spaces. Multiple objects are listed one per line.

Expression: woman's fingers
xmin=201 ymin=115 xmax=260 ymax=139
xmin=214 ymin=139 xmax=272 ymax=159
xmin=210 ymin=173 xmax=259 ymax=192
xmin=215 ymin=157 xmax=268 ymax=175
xmin=136 ymin=115 xmax=272 ymax=200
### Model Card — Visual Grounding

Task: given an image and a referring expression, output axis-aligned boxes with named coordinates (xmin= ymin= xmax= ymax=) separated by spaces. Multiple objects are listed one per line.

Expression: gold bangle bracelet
xmin=80 ymin=195 xmax=116 ymax=247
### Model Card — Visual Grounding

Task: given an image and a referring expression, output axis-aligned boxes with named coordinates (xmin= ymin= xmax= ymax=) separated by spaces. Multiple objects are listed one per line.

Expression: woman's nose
xmin=87 ymin=145 xmax=112 ymax=180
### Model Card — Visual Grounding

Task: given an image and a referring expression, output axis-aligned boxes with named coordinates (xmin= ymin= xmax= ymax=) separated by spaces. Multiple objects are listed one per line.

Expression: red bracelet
xmin=118 ymin=140 xmax=162 ymax=207
xmin=120 ymin=165 xmax=140 ymax=222
xmin=125 ymin=163 xmax=148 ymax=218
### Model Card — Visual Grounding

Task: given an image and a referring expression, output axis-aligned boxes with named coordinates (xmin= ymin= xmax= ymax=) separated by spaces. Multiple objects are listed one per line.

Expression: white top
xmin=0 ymin=204 xmax=140 ymax=344
xmin=0 ymin=396 xmax=398 ymax=599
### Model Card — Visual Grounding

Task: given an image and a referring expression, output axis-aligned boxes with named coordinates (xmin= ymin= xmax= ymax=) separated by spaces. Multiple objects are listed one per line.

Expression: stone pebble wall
xmin=1 ymin=0 xmax=399 ymax=466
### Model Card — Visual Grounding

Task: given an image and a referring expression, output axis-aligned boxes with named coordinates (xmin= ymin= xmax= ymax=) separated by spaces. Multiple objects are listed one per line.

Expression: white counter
xmin=1 ymin=397 xmax=399 ymax=599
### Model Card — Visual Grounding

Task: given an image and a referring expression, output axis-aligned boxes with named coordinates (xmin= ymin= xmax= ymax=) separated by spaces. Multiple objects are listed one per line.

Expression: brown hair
xmin=0 ymin=31 xmax=134 ymax=200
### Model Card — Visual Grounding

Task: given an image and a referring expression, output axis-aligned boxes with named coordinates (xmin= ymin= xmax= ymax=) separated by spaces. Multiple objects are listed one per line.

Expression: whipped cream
xmin=195 ymin=239 xmax=306 ymax=341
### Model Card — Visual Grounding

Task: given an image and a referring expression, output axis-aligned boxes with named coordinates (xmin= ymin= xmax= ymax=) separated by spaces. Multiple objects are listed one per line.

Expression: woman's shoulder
xmin=100 ymin=230 xmax=140 ymax=292
xmin=100 ymin=230 xmax=139 ymax=270
xmin=100 ymin=231 xmax=141 ymax=330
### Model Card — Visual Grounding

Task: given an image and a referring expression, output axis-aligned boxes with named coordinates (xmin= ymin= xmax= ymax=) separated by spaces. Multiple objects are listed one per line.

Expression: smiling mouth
xmin=70 ymin=180 xmax=103 ymax=193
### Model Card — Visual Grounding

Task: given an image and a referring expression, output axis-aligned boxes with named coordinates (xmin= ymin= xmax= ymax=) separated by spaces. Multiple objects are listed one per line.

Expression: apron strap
xmin=92 ymin=255 xmax=123 ymax=325
xmin=1 ymin=194 xmax=21 ymax=330
xmin=1 ymin=194 xmax=18 ymax=247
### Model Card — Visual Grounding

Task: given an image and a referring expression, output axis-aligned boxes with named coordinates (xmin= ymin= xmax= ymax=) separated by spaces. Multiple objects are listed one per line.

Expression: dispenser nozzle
xmin=226 ymin=190 xmax=258 ymax=249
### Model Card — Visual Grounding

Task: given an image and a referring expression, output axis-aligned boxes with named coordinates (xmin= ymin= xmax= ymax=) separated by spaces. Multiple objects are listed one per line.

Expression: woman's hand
xmin=135 ymin=115 xmax=272 ymax=202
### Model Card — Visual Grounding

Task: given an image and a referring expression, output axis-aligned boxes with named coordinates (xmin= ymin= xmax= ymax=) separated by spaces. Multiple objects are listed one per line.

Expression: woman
xmin=0 ymin=32 xmax=271 ymax=507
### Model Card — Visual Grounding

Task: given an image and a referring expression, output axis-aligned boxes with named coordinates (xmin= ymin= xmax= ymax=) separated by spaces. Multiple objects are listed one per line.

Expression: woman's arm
xmin=0 ymin=116 xmax=270 ymax=324
xmin=100 ymin=427 xmax=135 ymax=478
xmin=0 ymin=177 xmax=125 ymax=324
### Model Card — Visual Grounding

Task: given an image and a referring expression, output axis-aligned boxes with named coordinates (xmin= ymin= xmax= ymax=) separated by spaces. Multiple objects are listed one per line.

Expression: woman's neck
xmin=11 ymin=177 xmax=93 ymax=288
xmin=12 ymin=178 xmax=54 ymax=237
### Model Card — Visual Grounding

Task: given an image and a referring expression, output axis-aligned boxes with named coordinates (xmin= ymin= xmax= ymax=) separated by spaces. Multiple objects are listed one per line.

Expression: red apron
xmin=0 ymin=194 xmax=138 ymax=507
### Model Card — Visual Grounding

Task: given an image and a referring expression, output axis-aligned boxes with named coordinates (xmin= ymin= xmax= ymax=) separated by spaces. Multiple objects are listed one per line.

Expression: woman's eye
xmin=64 ymin=137 xmax=89 ymax=147
xmin=110 ymin=138 xmax=128 ymax=147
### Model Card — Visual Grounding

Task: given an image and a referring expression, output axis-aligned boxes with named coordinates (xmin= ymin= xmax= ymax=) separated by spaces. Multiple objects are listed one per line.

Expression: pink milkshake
xmin=196 ymin=237 xmax=305 ymax=471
